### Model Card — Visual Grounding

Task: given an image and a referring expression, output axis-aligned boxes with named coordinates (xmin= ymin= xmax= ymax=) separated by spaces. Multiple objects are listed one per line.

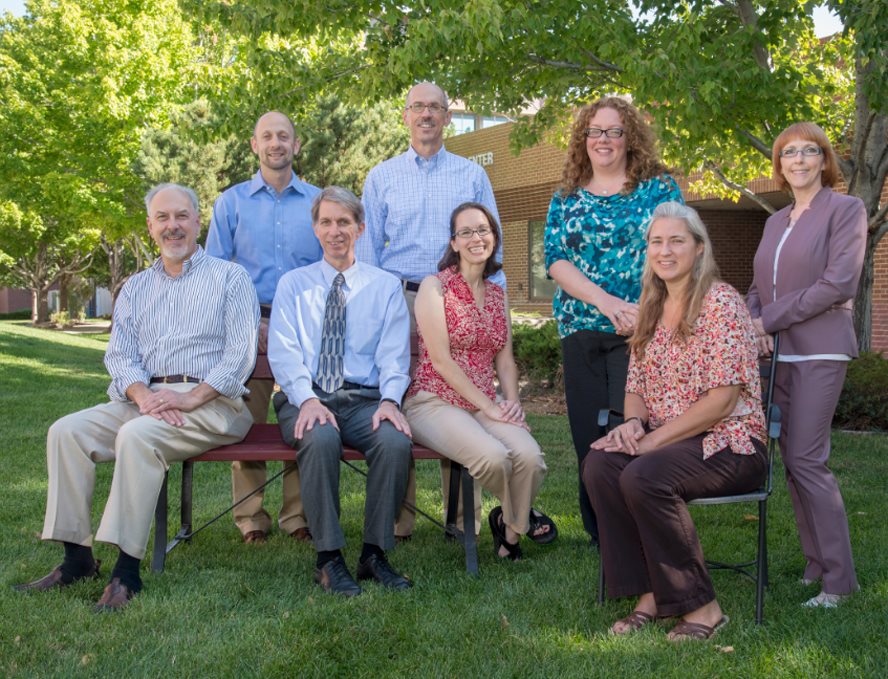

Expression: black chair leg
xmin=457 ymin=462 xmax=479 ymax=576
xmin=755 ymin=498 xmax=768 ymax=624
xmin=598 ymin=555 xmax=606 ymax=605
xmin=151 ymin=472 xmax=169 ymax=573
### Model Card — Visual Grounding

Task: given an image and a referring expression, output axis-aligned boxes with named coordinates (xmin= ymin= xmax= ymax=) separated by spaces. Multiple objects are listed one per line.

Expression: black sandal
xmin=488 ymin=506 xmax=522 ymax=561
xmin=527 ymin=507 xmax=558 ymax=545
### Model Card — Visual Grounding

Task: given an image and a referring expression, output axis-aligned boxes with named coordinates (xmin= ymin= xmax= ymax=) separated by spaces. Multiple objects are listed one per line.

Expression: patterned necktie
xmin=316 ymin=273 xmax=346 ymax=393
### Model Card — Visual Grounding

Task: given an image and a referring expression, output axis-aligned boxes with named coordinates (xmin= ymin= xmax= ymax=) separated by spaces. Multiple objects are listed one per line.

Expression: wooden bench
xmin=151 ymin=358 xmax=478 ymax=575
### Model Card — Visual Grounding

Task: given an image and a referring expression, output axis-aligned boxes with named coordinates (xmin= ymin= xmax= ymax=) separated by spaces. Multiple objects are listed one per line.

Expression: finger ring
xmin=160 ymin=398 xmax=165 ymax=404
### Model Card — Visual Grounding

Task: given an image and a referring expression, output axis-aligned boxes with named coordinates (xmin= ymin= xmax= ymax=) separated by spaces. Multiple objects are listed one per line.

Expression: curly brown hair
xmin=558 ymin=97 xmax=670 ymax=196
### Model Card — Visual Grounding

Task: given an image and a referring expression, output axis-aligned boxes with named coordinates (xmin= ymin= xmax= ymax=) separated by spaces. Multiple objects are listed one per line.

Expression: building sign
xmin=468 ymin=151 xmax=493 ymax=167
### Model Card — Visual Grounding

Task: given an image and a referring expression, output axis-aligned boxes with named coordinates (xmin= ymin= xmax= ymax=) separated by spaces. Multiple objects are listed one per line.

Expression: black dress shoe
xmin=314 ymin=556 xmax=362 ymax=597
xmin=356 ymin=553 xmax=412 ymax=591
xmin=13 ymin=560 xmax=101 ymax=592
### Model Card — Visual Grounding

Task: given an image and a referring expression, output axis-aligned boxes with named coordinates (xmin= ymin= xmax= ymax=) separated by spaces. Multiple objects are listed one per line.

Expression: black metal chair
xmin=595 ymin=335 xmax=781 ymax=624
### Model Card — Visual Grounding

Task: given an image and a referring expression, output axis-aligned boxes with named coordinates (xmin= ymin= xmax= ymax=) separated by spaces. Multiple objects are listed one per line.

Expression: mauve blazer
xmin=747 ymin=186 xmax=867 ymax=357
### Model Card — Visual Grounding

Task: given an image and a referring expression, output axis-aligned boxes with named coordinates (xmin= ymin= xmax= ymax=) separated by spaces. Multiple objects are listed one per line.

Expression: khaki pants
xmin=42 ymin=383 xmax=253 ymax=560
xmin=231 ymin=376 xmax=307 ymax=535
xmin=403 ymin=390 xmax=547 ymax=535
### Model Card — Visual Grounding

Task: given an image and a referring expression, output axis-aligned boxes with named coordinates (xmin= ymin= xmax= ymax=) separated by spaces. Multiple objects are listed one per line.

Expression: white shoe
xmin=799 ymin=577 xmax=819 ymax=586
xmin=802 ymin=591 xmax=850 ymax=608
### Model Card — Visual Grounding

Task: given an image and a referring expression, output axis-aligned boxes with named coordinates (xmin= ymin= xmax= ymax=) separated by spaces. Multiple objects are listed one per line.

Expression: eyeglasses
xmin=779 ymin=146 xmax=823 ymax=158
xmin=406 ymin=102 xmax=447 ymax=114
xmin=584 ymin=127 xmax=624 ymax=138
xmin=454 ymin=226 xmax=492 ymax=239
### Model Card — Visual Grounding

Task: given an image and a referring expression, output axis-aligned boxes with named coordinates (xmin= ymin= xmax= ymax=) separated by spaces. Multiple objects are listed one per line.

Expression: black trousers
xmin=583 ymin=436 xmax=766 ymax=617
xmin=561 ymin=329 xmax=629 ymax=542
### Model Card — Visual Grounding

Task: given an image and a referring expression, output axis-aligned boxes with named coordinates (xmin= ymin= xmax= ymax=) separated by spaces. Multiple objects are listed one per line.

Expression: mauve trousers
xmin=774 ymin=360 xmax=858 ymax=594
xmin=583 ymin=435 xmax=766 ymax=617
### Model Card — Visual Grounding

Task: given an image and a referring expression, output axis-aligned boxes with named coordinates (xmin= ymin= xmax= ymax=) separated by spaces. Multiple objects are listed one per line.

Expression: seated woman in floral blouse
xmin=583 ymin=201 xmax=767 ymax=641
xmin=403 ymin=202 xmax=549 ymax=560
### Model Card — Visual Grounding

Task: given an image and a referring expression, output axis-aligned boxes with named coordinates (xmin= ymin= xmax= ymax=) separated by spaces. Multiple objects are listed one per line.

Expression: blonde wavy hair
xmin=629 ymin=202 xmax=720 ymax=359
xmin=558 ymin=97 xmax=670 ymax=196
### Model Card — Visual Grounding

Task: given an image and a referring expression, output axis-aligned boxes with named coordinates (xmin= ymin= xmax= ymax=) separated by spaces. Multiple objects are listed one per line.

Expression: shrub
xmin=0 ymin=309 xmax=31 ymax=320
xmin=512 ymin=320 xmax=562 ymax=387
xmin=834 ymin=352 xmax=888 ymax=431
xmin=50 ymin=310 xmax=74 ymax=329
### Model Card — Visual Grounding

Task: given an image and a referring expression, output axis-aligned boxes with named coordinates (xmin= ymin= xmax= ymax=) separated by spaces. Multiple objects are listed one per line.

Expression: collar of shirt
xmin=151 ymin=245 xmax=206 ymax=279
xmin=407 ymin=144 xmax=447 ymax=171
xmin=319 ymin=258 xmax=360 ymax=291
xmin=248 ymin=169 xmax=311 ymax=198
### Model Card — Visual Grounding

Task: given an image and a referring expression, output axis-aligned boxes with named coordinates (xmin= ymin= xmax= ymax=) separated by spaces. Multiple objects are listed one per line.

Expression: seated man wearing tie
xmin=268 ymin=186 xmax=413 ymax=596
xmin=15 ymin=183 xmax=258 ymax=611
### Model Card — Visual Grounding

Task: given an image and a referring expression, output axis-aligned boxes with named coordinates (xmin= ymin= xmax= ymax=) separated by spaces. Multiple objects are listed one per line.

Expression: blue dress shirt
xmin=206 ymin=170 xmax=322 ymax=304
xmin=357 ymin=145 xmax=505 ymax=287
xmin=268 ymin=259 xmax=411 ymax=407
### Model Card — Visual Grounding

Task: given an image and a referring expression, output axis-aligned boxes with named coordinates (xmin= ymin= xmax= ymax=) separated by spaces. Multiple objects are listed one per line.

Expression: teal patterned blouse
xmin=544 ymin=175 xmax=683 ymax=338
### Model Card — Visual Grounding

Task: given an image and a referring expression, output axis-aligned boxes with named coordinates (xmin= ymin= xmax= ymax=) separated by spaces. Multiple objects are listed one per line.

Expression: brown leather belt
xmin=150 ymin=375 xmax=201 ymax=384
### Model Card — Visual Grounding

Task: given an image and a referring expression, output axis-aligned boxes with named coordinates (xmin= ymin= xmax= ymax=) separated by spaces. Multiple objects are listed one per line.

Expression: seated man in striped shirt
xmin=15 ymin=183 xmax=259 ymax=612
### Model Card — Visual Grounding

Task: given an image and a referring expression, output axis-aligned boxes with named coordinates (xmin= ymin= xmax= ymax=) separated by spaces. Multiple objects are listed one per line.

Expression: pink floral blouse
xmin=626 ymin=282 xmax=767 ymax=458
xmin=408 ymin=267 xmax=507 ymax=410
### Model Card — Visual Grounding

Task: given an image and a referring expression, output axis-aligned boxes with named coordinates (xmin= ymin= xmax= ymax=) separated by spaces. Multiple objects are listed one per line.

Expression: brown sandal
xmin=667 ymin=615 xmax=729 ymax=641
xmin=609 ymin=609 xmax=655 ymax=635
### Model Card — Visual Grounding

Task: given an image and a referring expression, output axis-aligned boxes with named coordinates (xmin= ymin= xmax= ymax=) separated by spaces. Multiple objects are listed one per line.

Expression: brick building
xmin=446 ymin=123 xmax=888 ymax=352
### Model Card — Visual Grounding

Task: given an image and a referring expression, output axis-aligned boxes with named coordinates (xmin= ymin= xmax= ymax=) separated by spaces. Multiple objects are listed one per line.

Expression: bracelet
xmin=380 ymin=398 xmax=401 ymax=410
xmin=624 ymin=416 xmax=644 ymax=427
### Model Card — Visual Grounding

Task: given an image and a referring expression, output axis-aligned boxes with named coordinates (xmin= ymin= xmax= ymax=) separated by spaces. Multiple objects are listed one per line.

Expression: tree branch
xmin=869 ymin=201 xmax=888 ymax=235
xmin=737 ymin=128 xmax=771 ymax=158
xmin=704 ymin=161 xmax=777 ymax=214
xmin=735 ymin=0 xmax=772 ymax=71
xmin=526 ymin=54 xmax=621 ymax=73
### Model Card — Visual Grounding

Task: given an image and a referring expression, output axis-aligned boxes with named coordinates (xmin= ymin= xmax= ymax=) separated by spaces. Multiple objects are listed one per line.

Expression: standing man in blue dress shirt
xmin=357 ymin=82 xmax=503 ymax=539
xmin=15 ymin=184 xmax=258 ymax=611
xmin=268 ymin=186 xmax=413 ymax=596
xmin=207 ymin=111 xmax=321 ymax=545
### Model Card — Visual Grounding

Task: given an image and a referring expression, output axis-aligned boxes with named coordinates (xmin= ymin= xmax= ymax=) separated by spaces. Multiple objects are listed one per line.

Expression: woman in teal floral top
xmin=544 ymin=97 xmax=682 ymax=544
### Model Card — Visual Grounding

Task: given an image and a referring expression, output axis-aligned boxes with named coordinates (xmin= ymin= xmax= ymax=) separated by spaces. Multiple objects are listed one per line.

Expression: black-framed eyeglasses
xmin=584 ymin=127 xmax=624 ymax=138
xmin=454 ymin=227 xmax=492 ymax=239
xmin=406 ymin=102 xmax=448 ymax=114
xmin=779 ymin=146 xmax=823 ymax=158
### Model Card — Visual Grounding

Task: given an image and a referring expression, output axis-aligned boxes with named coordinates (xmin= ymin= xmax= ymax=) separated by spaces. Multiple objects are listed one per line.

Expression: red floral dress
xmin=625 ymin=282 xmax=767 ymax=458
xmin=408 ymin=266 xmax=507 ymax=410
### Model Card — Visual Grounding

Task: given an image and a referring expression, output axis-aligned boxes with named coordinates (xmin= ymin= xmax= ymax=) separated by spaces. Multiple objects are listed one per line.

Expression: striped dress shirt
xmin=357 ymin=145 xmax=506 ymax=287
xmin=105 ymin=247 xmax=259 ymax=401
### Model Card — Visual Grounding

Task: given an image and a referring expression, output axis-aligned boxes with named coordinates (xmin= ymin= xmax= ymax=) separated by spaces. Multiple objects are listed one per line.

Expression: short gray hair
xmin=144 ymin=183 xmax=200 ymax=213
xmin=311 ymin=186 xmax=364 ymax=224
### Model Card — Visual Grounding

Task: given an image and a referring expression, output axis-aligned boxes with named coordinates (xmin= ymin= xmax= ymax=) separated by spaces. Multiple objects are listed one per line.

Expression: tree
xmin=0 ymin=0 xmax=201 ymax=322
xmin=187 ymin=0 xmax=888 ymax=350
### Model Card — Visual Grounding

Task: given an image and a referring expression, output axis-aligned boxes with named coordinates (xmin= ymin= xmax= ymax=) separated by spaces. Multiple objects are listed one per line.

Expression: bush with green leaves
xmin=512 ymin=320 xmax=562 ymax=386
xmin=834 ymin=351 xmax=888 ymax=431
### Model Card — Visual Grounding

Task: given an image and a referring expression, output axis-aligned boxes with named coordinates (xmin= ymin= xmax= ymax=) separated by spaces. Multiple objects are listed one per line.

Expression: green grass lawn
xmin=1 ymin=320 xmax=886 ymax=678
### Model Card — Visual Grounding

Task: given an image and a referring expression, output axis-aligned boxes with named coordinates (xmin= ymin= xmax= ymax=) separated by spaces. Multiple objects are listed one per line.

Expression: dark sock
xmin=59 ymin=542 xmax=96 ymax=583
xmin=110 ymin=550 xmax=143 ymax=593
xmin=359 ymin=543 xmax=384 ymax=564
xmin=316 ymin=550 xmax=342 ymax=569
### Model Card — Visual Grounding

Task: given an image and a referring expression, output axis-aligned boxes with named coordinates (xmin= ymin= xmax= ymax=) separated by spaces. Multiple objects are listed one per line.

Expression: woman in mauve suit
xmin=747 ymin=122 xmax=865 ymax=608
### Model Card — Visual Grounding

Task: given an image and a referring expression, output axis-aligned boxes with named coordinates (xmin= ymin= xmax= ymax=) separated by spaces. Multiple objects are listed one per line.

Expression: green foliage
xmin=512 ymin=320 xmax=562 ymax=384
xmin=835 ymin=352 xmax=888 ymax=431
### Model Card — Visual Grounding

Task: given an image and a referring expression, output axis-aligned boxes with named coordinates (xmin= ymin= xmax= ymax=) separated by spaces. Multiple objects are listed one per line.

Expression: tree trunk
xmin=58 ymin=275 xmax=69 ymax=313
xmin=32 ymin=285 xmax=50 ymax=324
xmin=853 ymin=235 xmax=874 ymax=353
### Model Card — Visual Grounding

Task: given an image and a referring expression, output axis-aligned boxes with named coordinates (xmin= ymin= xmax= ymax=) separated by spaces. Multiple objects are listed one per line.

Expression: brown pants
xmin=583 ymin=435 xmax=766 ymax=617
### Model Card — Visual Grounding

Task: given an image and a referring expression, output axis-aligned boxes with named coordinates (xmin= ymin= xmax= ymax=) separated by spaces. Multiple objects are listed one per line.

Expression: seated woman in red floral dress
xmin=583 ymin=201 xmax=767 ymax=640
xmin=403 ymin=202 xmax=550 ymax=560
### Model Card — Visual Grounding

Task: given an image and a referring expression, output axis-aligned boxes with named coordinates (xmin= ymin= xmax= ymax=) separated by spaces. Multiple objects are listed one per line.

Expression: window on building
xmin=528 ymin=221 xmax=557 ymax=300
xmin=449 ymin=113 xmax=476 ymax=135
xmin=481 ymin=115 xmax=509 ymax=129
